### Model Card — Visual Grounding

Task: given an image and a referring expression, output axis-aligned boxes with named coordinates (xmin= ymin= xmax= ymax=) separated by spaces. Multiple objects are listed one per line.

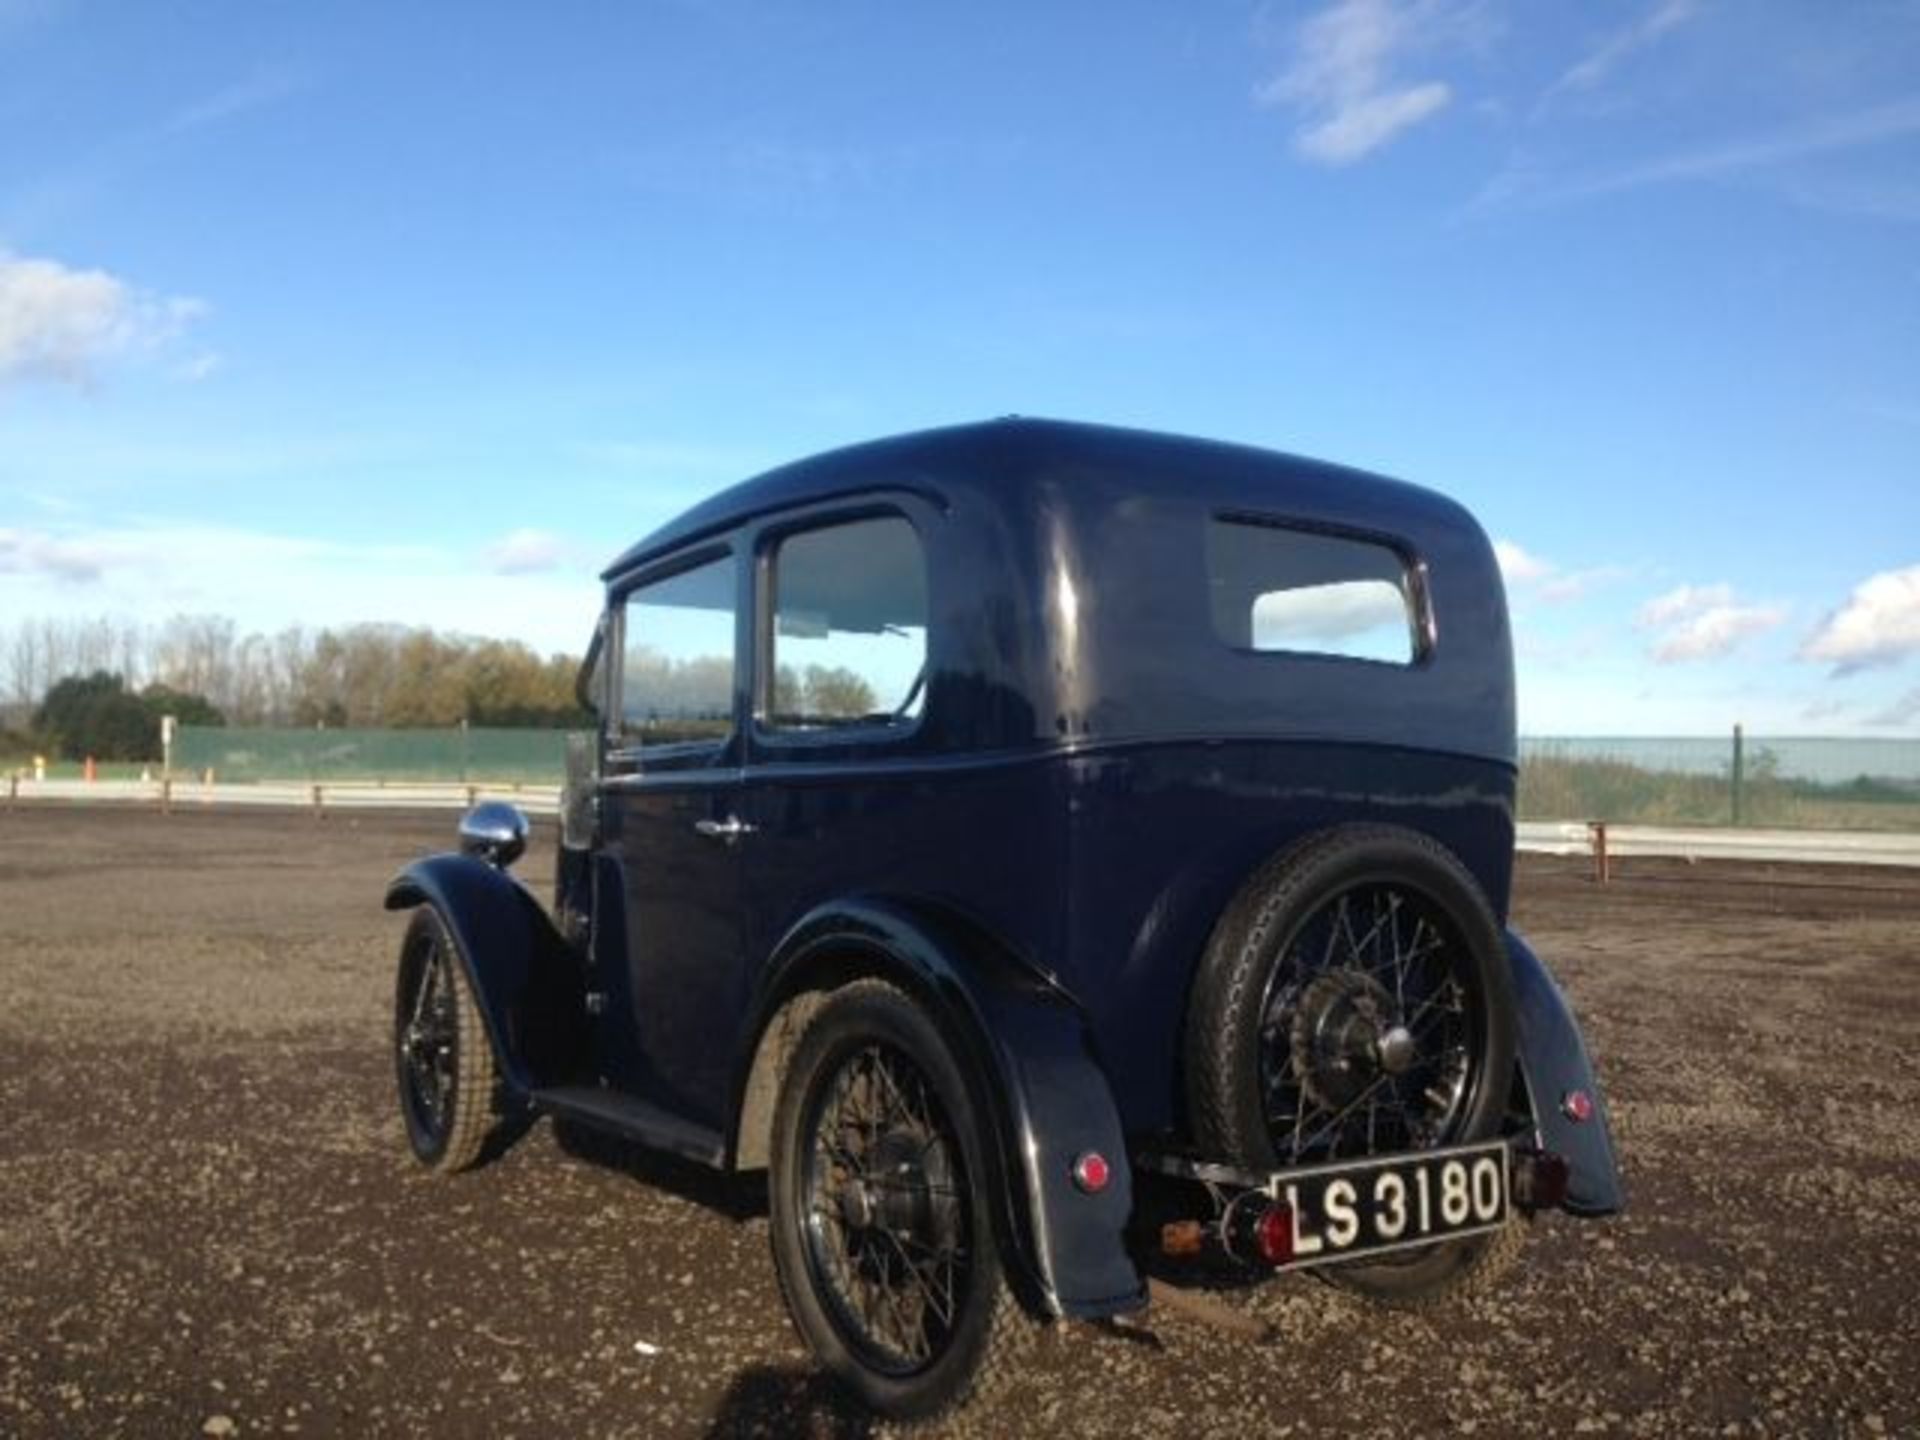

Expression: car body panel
xmin=599 ymin=769 xmax=749 ymax=1128
xmin=384 ymin=854 xmax=586 ymax=1095
xmin=740 ymin=896 xmax=1144 ymax=1318
xmin=1506 ymin=930 xmax=1626 ymax=1216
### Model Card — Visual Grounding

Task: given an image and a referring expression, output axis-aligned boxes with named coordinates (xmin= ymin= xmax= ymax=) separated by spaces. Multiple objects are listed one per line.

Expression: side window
xmin=766 ymin=515 xmax=927 ymax=732
xmin=619 ymin=553 xmax=736 ymax=748
xmin=1206 ymin=517 xmax=1420 ymax=665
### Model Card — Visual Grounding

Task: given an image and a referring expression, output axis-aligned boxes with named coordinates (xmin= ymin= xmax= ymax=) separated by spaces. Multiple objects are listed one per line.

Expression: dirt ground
xmin=1 ymin=805 xmax=1915 ymax=1439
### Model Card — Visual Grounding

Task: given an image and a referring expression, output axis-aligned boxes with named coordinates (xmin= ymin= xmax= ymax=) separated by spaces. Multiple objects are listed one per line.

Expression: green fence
xmin=171 ymin=725 xmax=1920 ymax=831
xmin=1518 ymin=734 xmax=1920 ymax=831
xmin=173 ymin=726 xmax=572 ymax=785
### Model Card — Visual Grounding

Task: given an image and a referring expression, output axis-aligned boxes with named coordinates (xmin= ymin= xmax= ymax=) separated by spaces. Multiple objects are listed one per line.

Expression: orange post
xmin=84 ymin=756 xmax=97 ymax=783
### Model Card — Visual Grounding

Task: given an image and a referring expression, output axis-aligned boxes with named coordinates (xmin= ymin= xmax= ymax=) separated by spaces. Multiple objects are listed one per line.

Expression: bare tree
xmin=1 ymin=612 xmax=587 ymax=731
xmin=6 ymin=624 xmax=41 ymax=708
xmin=153 ymin=615 xmax=240 ymax=710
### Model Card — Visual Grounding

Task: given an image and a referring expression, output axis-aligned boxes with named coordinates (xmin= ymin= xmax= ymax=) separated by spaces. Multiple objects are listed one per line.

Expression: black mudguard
xmin=745 ymin=898 xmax=1146 ymax=1321
xmin=1506 ymin=929 xmax=1625 ymax=1216
xmin=385 ymin=853 xmax=586 ymax=1096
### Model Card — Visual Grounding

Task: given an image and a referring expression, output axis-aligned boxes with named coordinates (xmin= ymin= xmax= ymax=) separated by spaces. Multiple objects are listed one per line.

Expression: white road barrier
xmin=1515 ymin=821 xmax=1920 ymax=869
xmin=3 ymin=776 xmax=563 ymax=816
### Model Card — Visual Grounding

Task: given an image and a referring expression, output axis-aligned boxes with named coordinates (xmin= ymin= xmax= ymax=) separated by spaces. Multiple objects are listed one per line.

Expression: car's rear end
xmin=998 ymin=421 xmax=1618 ymax=1290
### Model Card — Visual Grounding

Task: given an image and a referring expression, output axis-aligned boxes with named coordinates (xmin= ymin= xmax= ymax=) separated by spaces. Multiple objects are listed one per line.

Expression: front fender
xmin=1507 ymin=929 xmax=1625 ymax=1216
xmin=385 ymin=853 xmax=584 ymax=1096
xmin=742 ymin=898 xmax=1146 ymax=1321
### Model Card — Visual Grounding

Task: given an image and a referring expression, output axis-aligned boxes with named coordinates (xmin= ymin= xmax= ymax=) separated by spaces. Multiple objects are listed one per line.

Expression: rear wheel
xmin=393 ymin=907 xmax=502 ymax=1172
xmin=768 ymin=980 xmax=1035 ymax=1421
xmin=1186 ymin=825 xmax=1522 ymax=1303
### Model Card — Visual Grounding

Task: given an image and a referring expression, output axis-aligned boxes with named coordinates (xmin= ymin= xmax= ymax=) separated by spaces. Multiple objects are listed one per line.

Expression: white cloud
xmin=0 ymin=521 xmax=600 ymax=656
xmin=1801 ymin=564 xmax=1920 ymax=673
xmin=1256 ymin=0 xmax=1465 ymax=165
xmin=1799 ymin=697 xmax=1851 ymax=724
xmin=1558 ymin=97 xmax=1920 ymax=204
xmin=1469 ymin=95 xmax=1920 ymax=220
xmin=1296 ymin=83 xmax=1452 ymax=165
xmin=1493 ymin=538 xmax=1551 ymax=583
xmin=486 ymin=528 xmax=566 ymax=575
xmin=166 ymin=66 xmax=305 ymax=134
xmin=1495 ymin=539 xmax=1628 ymax=604
xmin=1538 ymin=565 xmax=1629 ymax=604
xmin=1867 ymin=688 xmax=1920 ymax=728
xmin=0 ymin=250 xmax=203 ymax=388
xmin=0 ymin=527 xmax=109 ymax=582
xmin=1547 ymin=0 xmax=1698 ymax=101
xmin=1638 ymin=582 xmax=1732 ymax=629
xmin=1636 ymin=583 xmax=1785 ymax=662
xmin=175 ymin=351 xmax=222 ymax=383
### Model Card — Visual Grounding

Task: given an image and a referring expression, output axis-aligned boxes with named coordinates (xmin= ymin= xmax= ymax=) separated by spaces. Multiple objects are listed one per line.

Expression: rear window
xmin=1206 ymin=517 xmax=1420 ymax=665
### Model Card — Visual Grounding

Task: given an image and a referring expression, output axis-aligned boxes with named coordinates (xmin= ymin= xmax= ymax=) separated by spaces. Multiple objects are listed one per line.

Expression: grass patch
xmin=1518 ymin=753 xmax=1920 ymax=831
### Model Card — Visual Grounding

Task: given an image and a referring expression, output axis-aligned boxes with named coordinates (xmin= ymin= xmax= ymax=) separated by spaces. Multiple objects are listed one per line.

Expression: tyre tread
xmin=401 ymin=908 xmax=503 ymax=1174
xmin=768 ymin=978 xmax=1041 ymax=1424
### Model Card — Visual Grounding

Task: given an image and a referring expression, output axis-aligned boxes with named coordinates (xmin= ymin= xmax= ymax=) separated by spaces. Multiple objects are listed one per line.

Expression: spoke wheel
xmin=1258 ymin=882 xmax=1479 ymax=1166
xmin=392 ymin=908 xmax=501 ymax=1172
xmin=801 ymin=1041 xmax=973 ymax=1375
xmin=769 ymin=980 xmax=1035 ymax=1422
xmin=1186 ymin=825 xmax=1521 ymax=1304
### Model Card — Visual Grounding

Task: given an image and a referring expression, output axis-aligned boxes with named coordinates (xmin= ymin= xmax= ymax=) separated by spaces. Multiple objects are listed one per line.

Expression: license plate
xmin=1266 ymin=1139 xmax=1510 ymax=1268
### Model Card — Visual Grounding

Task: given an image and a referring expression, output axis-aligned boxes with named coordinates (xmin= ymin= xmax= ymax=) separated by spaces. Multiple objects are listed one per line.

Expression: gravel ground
xmin=0 ymin=805 xmax=1915 ymax=1438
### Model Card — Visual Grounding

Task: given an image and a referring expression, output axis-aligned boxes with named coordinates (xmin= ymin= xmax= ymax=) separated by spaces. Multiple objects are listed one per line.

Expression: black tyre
xmin=768 ymin=980 xmax=1035 ymax=1422
xmin=1186 ymin=825 xmax=1521 ymax=1303
xmin=393 ymin=907 xmax=503 ymax=1172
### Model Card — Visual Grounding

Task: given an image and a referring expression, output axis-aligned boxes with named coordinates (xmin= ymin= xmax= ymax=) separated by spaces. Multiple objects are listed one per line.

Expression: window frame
xmin=750 ymin=503 xmax=931 ymax=751
xmin=606 ymin=541 xmax=742 ymax=766
xmin=1207 ymin=510 xmax=1437 ymax=669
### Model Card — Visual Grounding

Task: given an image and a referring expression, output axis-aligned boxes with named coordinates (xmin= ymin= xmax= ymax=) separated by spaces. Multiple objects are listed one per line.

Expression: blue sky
xmin=1 ymin=0 xmax=1917 ymax=734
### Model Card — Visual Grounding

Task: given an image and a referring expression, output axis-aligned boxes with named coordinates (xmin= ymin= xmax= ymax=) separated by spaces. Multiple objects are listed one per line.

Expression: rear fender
xmin=736 ymin=898 xmax=1146 ymax=1321
xmin=1506 ymin=929 xmax=1625 ymax=1216
xmin=385 ymin=853 xmax=586 ymax=1096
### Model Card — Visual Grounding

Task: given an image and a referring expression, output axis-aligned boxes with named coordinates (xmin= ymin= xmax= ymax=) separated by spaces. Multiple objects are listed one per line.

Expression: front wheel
xmin=768 ymin=980 xmax=1036 ymax=1422
xmin=393 ymin=907 xmax=502 ymax=1172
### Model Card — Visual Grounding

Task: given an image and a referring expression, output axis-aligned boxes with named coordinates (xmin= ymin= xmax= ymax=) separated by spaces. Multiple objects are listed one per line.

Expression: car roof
xmin=601 ymin=416 xmax=1468 ymax=583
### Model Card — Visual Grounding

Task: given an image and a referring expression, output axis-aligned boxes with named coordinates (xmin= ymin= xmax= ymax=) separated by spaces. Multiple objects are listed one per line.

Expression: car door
xmin=597 ymin=543 xmax=749 ymax=1129
xmin=740 ymin=509 xmax=934 ymax=962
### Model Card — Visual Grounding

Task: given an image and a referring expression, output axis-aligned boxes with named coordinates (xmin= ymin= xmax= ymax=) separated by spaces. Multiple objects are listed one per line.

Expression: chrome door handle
xmin=693 ymin=816 xmax=757 ymax=842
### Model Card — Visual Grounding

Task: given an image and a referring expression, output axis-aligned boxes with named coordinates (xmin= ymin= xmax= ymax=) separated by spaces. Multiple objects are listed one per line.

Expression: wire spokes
xmin=399 ymin=938 xmax=458 ymax=1134
xmin=803 ymin=1040 xmax=973 ymax=1375
xmin=1258 ymin=882 xmax=1477 ymax=1164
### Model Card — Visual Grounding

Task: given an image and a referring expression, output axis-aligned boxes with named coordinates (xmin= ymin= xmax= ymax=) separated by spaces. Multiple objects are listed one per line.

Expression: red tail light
xmin=1222 ymin=1193 xmax=1296 ymax=1269
xmin=1254 ymin=1203 xmax=1294 ymax=1267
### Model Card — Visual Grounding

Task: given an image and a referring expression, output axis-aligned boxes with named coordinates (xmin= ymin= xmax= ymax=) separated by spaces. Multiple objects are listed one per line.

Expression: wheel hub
xmin=1376 ymin=1024 xmax=1417 ymax=1075
xmin=1291 ymin=972 xmax=1411 ymax=1111
xmin=836 ymin=1130 xmax=955 ymax=1248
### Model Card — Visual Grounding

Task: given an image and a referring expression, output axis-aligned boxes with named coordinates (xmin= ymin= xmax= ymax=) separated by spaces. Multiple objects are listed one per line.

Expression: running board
xmin=532 ymin=1085 xmax=726 ymax=1168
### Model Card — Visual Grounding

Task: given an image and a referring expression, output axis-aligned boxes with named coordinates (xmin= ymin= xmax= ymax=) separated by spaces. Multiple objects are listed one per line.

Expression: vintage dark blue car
xmin=386 ymin=418 xmax=1621 ymax=1420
